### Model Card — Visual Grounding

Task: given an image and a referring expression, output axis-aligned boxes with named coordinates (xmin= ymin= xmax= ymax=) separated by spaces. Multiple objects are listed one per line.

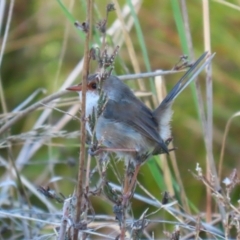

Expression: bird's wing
xmin=103 ymin=98 xmax=169 ymax=153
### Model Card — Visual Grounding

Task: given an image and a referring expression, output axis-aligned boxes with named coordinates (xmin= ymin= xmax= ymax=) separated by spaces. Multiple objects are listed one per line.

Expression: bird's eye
xmin=90 ymin=82 xmax=97 ymax=89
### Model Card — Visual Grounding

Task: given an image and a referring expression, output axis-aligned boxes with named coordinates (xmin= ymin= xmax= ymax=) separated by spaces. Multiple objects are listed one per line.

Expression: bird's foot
xmin=88 ymin=145 xmax=103 ymax=156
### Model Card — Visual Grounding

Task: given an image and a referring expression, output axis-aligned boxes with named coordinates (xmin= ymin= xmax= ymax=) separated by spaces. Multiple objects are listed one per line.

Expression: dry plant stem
xmin=8 ymin=149 xmax=32 ymax=209
xmin=218 ymin=112 xmax=240 ymax=179
xmin=202 ymin=0 xmax=211 ymax=223
xmin=120 ymin=164 xmax=140 ymax=240
xmin=181 ymin=0 xmax=222 ymax=219
xmin=120 ymin=165 xmax=132 ymax=240
xmin=0 ymin=0 xmax=14 ymax=68
xmin=122 ymin=164 xmax=141 ymax=206
xmin=214 ymin=0 xmax=240 ymax=10
xmin=123 ymin=171 xmax=130 ymax=196
xmin=58 ymin=199 xmax=70 ymax=240
xmin=154 ymin=76 xmax=184 ymax=216
xmin=120 ymin=208 xmax=126 ymax=240
xmin=0 ymin=90 xmax=68 ymax=135
xmin=180 ymin=0 xmax=194 ymax=60
xmin=181 ymin=216 xmax=223 ymax=240
xmin=1 ymin=156 xmax=57 ymax=211
xmin=202 ymin=0 xmax=215 ymax=224
xmin=179 ymin=2 xmax=206 ymax=212
xmin=182 ymin=0 xmax=216 ymax=223
xmin=160 ymin=153 xmax=175 ymax=198
xmin=7 ymin=145 xmax=32 ymax=239
xmin=53 ymin=0 xmax=74 ymax=92
xmin=85 ymin=154 xmax=91 ymax=191
xmin=73 ymin=0 xmax=92 ymax=239
xmin=118 ymin=69 xmax=185 ymax=80
xmin=159 ymin=31 xmax=190 ymax=216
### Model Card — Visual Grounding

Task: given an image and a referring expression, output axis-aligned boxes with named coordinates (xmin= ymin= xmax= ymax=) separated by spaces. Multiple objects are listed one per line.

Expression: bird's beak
xmin=66 ymin=84 xmax=82 ymax=91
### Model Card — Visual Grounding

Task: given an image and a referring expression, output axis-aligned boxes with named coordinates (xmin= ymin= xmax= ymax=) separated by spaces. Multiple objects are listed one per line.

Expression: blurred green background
xmin=1 ymin=0 xmax=240 ymax=238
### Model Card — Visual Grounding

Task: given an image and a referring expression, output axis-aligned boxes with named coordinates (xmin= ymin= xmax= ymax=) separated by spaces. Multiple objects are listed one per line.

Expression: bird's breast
xmin=78 ymin=91 xmax=100 ymax=118
xmin=78 ymin=91 xmax=100 ymax=135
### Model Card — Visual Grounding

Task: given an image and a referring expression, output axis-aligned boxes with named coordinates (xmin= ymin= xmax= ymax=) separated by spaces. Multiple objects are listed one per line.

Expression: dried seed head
xmin=74 ymin=21 xmax=89 ymax=33
xmin=89 ymin=48 xmax=97 ymax=60
xmin=106 ymin=3 xmax=115 ymax=12
xmin=96 ymin=19 xmax=107 ymax=34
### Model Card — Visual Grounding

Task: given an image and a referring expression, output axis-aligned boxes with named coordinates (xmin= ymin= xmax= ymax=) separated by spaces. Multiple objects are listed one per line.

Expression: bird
xmin=67 ymin=52 xmax=214 ymax=165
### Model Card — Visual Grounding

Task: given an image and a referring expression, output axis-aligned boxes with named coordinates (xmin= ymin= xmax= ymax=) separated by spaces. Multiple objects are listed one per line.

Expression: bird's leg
xmin=120 ymin=160 xmax=140 ymax=240
xmin=123 ymin=160 xmax=134 ymax=198
xmin=123 ymin=151 xmax=151 ymax=205
xmin=120 ymin=161 xmax=132 ymax=240
xmin=122 ymin=162 xmax=141 ymax=207
xmin=123 ymin=171 xmax=129 ymax=198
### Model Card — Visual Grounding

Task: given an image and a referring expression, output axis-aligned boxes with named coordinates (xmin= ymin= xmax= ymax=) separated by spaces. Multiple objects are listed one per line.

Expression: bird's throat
xmin=78 ymin=91 xmax=100 ymax=118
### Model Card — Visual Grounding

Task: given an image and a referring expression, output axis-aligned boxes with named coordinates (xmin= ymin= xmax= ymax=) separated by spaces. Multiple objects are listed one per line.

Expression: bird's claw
xmin=88 ymin=144 xmax=102 ymax=156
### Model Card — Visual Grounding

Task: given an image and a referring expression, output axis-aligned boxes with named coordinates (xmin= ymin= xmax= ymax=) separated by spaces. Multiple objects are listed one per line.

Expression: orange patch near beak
xmin=66 ymin=84 xmax=82 ymax=91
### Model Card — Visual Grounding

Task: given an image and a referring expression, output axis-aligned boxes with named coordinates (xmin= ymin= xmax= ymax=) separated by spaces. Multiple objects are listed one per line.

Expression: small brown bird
xmin=67 ymin=52 xmax=214 ymax=164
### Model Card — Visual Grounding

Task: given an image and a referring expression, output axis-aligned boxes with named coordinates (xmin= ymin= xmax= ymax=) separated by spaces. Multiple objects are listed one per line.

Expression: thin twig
xmin=0 ymin=91 xmax=68 ymax=136
xmin=73 ymin=0 xmax=92 ymax=239
xmin=118 ymin=69 xmax=185 ymax=80
xmin=218 ymin=112 xmax=240 ymax=179
xmin=58 ymin=199 xmax=71 ymax=240
xmin=0 ymin=0 xmax=15 ymax=121
xmin=202 ymin=0 xmax=213 ymax=224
